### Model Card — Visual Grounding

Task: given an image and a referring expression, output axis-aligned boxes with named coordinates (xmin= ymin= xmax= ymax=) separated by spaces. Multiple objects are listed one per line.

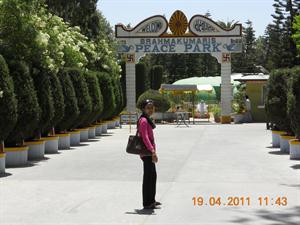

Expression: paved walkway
xmin=1 ymin=124 xmax=300 ymax=225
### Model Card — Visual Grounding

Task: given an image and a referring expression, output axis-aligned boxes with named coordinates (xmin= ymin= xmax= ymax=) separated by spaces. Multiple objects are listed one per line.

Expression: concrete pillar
xmin=125 ymin=62 xmax=136 ymax=113
xmin=220 ymin=61 xmax=232 ymax=124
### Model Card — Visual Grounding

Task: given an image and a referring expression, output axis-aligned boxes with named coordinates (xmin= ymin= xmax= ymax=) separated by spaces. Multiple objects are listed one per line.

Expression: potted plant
xmin=232 ymin=86 xmax=246 ymax=124
xmin=266 ymin=69 xmax=293 ymax=148
xmin=287 ymin=67 xmax=300 ymax=159
xmin=56 ymin=69 xmax=80 ymax=147
xmin=5 ymin=61 xmax=40 ymax=166
xmin=69 ymin=68 xmax=93 ymax=142
xmin=0 ymin=55 xmax=18 ymax=173
xmin=211 ymin=104 xmax=221 ymax=123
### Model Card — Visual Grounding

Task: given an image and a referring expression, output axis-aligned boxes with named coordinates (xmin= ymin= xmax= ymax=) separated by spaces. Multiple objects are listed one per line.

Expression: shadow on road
xmin=125 ymin=209 xmax=156 ymax=215
xmin=268 ymin=150 xmax=289 ymax=155
xmin=229 ymin=206 xmax=300 ymax=225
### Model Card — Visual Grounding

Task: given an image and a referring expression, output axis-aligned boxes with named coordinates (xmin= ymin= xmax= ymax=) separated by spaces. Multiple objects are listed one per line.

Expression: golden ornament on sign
xmin=169 ymin=10 xmax=188 ymax=36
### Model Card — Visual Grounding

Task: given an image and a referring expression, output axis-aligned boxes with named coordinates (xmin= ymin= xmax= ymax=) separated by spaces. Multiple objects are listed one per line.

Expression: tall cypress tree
xmin=0 ymin=55 xmax=17 ymax=152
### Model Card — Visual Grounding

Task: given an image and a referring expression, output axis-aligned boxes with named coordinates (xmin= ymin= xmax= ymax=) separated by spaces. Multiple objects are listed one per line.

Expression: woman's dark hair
xmin=140 ymin=99 xmax=154 ymax=110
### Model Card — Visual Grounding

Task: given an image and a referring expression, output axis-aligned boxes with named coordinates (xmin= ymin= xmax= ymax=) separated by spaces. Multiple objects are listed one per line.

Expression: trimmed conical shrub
xmin=150 ymin=65 xmax=163 ymax=90
xmin=84 ymin=71 xmax=103 ymax=126
xmin=68 ymin=68 xmax=92 ymax=128
xmin=49 ymin=71 xmax=65 ymax=132
xmin=137 ymin=89 xmax=171 ymax=112
xmin=55 ymin=69 xmax=79 ymax=132
xmin=6 ymin=61 xmax=40 ymax=146
xmin=265 ymin=69 xmax=292 ymax=133
xmin=96 ymin=72 xmax=116 ymax=120
xmin=31 ymin=68 xmax=55 ymax=137
xmin=0 ymin=55 xmax=17 ymax=151
xmin=287 ymin=67 xmax=300 ymax=138
xmin=111 ymin=77 xmax=121 ymax=117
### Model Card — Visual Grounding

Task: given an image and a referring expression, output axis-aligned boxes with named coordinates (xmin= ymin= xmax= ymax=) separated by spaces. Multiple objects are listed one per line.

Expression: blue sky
xmin=97 ymin=0 xmax=274 ymax=37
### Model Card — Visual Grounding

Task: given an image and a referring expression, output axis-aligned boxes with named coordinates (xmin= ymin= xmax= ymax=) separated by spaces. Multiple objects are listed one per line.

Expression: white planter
xmin=107 ymin=121 xmax=115 ymax=129
xmin=57 ymin=133 xmax=71 ymax=150
xmin=70 ymin=131 xmax=80 ymax=146
xmin=280 ymin=135 xmax=295 ymax=153
xmin=272 ymin=131 xmax=286 ymax=148
xmin=0 ymin=153 xmax=5 ymax=174
xmin=95 ymin=124 xmax=102 ymax=136
xmin=88 ymin=127 xmax=96 ymax=139
xmin=102 ymin=123 xmax=108 ymax=134
xmin=78 ymin=128 xmax=89 ymax=142
xmin=5 ymin=146 xmax=28 ymax=167
xmin=290 ymin=140 xmax=300 ymax=160
xmin=42 ymin=136 xmax=59 ymax=154
xmin=25 ymin=140 xmax=45 ymax=160
xmin=115 ymin=119 xmax=120 ymax=127
xmin=234 ymin=114 xmax=244 ymax=124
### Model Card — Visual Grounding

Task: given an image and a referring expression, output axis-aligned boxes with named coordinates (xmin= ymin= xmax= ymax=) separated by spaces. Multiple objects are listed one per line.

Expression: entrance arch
xmin=115 ymin=10 xmax=242 ymax=124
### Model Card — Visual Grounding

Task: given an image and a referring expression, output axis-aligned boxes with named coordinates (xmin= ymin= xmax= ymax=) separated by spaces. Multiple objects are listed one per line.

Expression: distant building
xmin=234 ymin=74 xmax=269 ymax=122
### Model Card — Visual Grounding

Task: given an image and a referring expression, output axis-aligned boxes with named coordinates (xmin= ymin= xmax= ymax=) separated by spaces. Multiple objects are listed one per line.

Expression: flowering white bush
xmin=0 ymin=0 xmax=119 ymax=75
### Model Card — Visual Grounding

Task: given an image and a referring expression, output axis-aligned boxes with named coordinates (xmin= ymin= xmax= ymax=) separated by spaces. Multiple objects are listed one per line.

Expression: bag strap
xmin=136 ymin=117 xmax=141 ymax=136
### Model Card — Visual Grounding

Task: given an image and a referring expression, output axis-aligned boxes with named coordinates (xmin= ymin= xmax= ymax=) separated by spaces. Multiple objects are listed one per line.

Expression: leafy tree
xmin=151 ymin=65 xmax=163 ymax=90
xmin=56 ymin=69 xmax=80 ymax=132
xmin=68 ymin=68 xmax=93 ymax=128
xmin=84 ymin=71 xmax=103 ymax=125
xmin=6 ymin=61 xmax=40 ymax=146
xmin=31 ymin=68 xmax=55 ymax=137
xmin=265 ymin=68 xmax=292 ymax=133
xmin=49 ymin=71 xmax=65 ymax=132
xmin=96 ymin=72 xmax=116 ymax=120
xmin=0 ymin=55 xmax=18 ymax=151
xmin=287 ymin=67 xmax=300 ymax=138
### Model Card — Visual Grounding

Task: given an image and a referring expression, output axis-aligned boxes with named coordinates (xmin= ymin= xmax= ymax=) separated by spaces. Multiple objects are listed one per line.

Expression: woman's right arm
xmin=139 ymin=119 xmax=155 ymax=153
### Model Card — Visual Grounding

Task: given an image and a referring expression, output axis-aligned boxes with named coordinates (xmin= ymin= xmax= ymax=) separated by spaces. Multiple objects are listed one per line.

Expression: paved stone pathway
xmin=1 ymin=123 xmax=299 ymax=225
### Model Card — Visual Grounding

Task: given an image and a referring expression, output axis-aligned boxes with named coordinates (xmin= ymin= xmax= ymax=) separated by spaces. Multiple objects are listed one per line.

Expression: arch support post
xmin=125 ymin=54 xmax=136 ymax=113
xmin=211 ymin=52 xmax=233 ymax=124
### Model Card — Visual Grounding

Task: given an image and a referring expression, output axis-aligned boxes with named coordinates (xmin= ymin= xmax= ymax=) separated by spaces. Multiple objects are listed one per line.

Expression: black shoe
xmin=155 ymin=201 xmax=162 ymax=206
xmin=143 ymin=202 xmax=160 ymax=209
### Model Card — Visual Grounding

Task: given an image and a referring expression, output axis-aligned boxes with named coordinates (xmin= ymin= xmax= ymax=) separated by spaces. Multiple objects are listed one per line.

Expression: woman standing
xmin=138 ymin=99 xmax=161 ymax=209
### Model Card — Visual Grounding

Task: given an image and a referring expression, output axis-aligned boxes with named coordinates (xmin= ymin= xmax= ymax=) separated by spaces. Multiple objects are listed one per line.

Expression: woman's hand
xmin=152 ymin=152 xmax=158 ymax=163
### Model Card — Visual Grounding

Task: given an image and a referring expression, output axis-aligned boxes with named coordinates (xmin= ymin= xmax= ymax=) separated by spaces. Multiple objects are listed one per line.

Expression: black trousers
xmin=142 ymin=156 xmax=157 ymax=207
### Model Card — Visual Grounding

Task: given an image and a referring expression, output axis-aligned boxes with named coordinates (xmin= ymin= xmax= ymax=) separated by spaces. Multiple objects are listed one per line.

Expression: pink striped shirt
xmin=138 ymin=117 xmax=156 ymax=156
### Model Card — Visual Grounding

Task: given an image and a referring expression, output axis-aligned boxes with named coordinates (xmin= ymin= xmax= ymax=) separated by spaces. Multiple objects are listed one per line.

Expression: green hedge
xmin=6 ymin=61 xmax=40 ymax=146
xmin=96 ymin=72 xmax=116 ymax=120
xmin=136 ymin=63 xmax=147 ymax=101
xmin=31 ymin=68 xmax=55 ymax=137
xmin=137 ymin=89 xmax=171 ymax=112
xmin=84 ymin=71 xmax=103 ymax=125
xmin=265 ymin=69 xmax=292 ymax=133
xmin=0 ymin=55 xmax=17 ymax=144
xmin=287 ymin=67 xmax=300 ymax=138
xmin=68 ymin=68 xmax=92 ymax=128
xmin=150 ymin=65 xmax=163 ymax=90
xmin=49 ymin=71 xmax=65 ymax=130
xmin=56 ymin=69 xmax=79 ymax=132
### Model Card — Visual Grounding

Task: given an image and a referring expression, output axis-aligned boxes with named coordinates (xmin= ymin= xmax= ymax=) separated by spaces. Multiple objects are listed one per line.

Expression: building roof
xmin=234 ymin=74 xmax=269 ymax=82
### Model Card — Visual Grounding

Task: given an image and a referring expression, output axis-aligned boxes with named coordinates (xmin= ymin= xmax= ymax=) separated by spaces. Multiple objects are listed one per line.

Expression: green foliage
xmin=111 ymin=77 xmax=121 ymax=117
xmin=6 ymin=61 xmax=40 ymax=145
xmin=49 ymin=71 xmax=65 ymax=129
xmin=232 ymin=84 xmax=246 ymax=114
xmin=293 ymin=15 xmax=300 ymax=55
xmin=56 ymin=69 xmax=79 ymax=132
xmin=84 ymin=71 xmax=103 ymax=125
xmin=137 ymin=89 xmax=171 ymax=112
xmin=265 ymin=68 xmax=292 ymax=132
xmin=31 ymin=68 xmax=55 ymax=136
xmin=287 ymin=67 xmax=300 ymax=137
xmin=0 ymin=55 xmax=17 ymax=142
xmin=136 ymin=63 xmax=147 ymax=101
xmin=96 ymin=72 xmax=116 ymax=120
xmin=150 ymin=65 xmax=163 ymax=90
xmin=68 ymin=68 xmax=92 ymax=128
